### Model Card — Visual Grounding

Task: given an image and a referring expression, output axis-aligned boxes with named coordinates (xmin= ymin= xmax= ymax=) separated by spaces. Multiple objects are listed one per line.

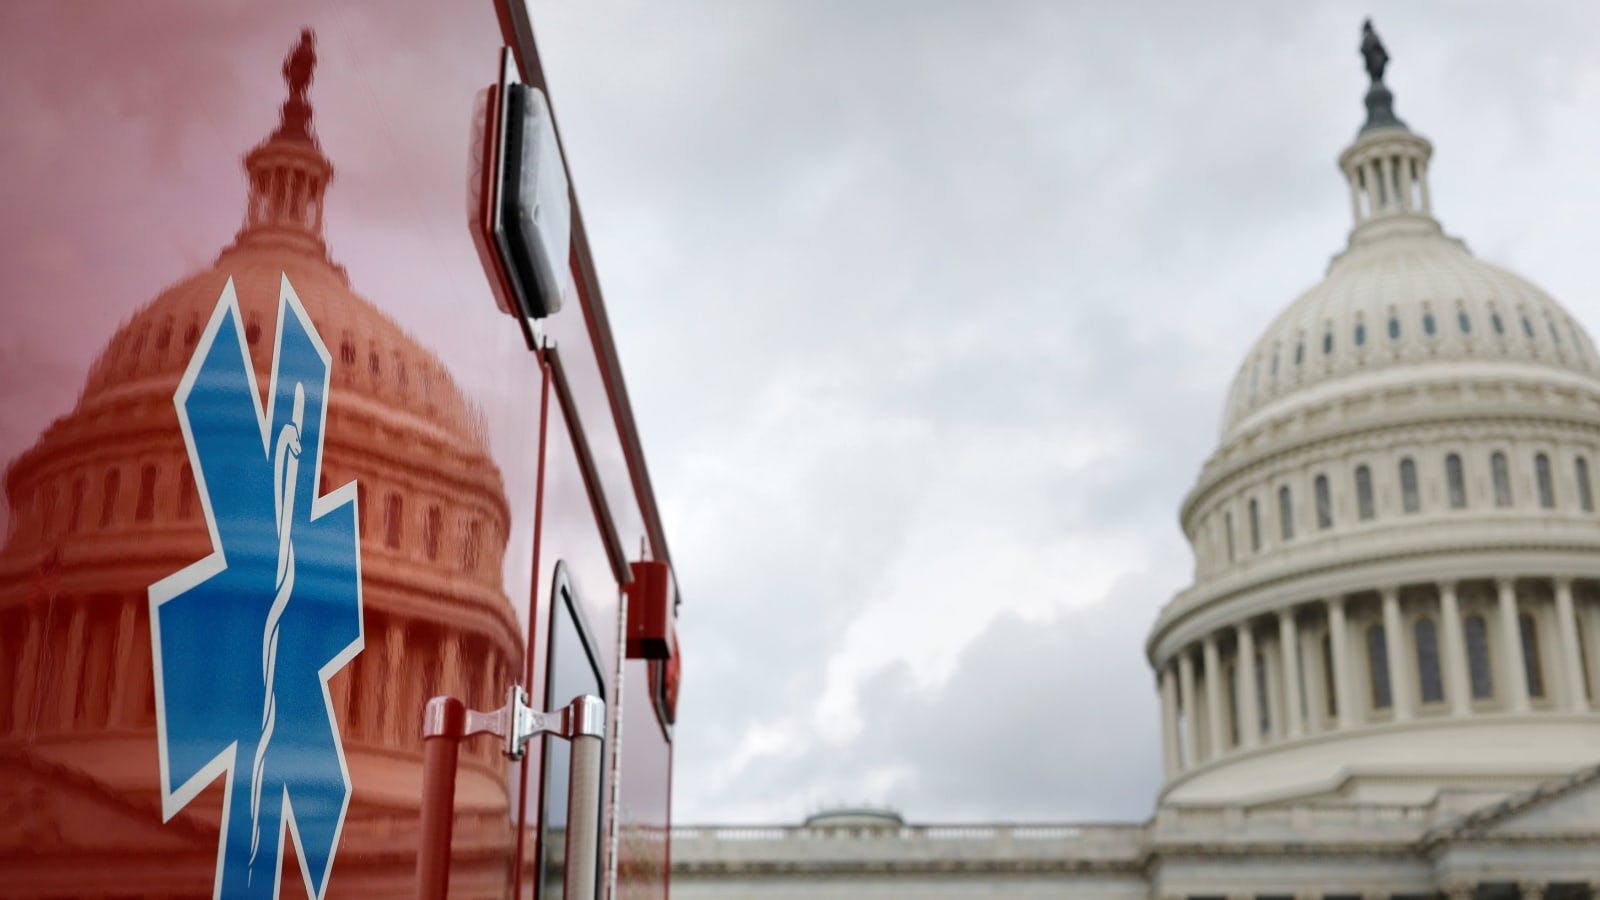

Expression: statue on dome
xmin=275 ymin=28 xmax=317 ymax=142
xmin=1357 ymin=19 xmax=1403 ymax=133
xmin=1360 ymin=19 xmax=1388 ymax=85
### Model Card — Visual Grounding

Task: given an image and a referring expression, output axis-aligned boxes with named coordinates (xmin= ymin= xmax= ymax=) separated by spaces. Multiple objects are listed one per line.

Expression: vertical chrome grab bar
xmin=415 ymin=688 xmax=606 ymax=899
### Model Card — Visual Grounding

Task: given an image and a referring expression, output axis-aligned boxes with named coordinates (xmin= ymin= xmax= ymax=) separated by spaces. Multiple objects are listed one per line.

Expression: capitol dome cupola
xmin=1338 ymin=20 xmax=1440 ymax=247
xmin=234 ymin=28 xmax=333 ymax=259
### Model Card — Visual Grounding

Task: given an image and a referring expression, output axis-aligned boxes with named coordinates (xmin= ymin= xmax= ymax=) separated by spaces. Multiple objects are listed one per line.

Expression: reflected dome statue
xmin=0 ymin=32 xmax=523 ymax=896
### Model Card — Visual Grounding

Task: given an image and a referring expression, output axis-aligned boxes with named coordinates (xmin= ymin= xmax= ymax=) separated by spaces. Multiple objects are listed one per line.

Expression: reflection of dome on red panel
xmin=0 ymin=31 xmax=519 ymax=897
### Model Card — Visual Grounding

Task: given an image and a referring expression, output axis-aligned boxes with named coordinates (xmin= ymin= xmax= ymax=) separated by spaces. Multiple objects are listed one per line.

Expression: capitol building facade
xmin=672 ymin=28 xmax=1600 ymax=899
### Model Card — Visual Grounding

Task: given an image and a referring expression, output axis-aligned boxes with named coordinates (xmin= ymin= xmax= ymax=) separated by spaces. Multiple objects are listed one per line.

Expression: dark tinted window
xmin=1355 ymin=465 xmax=1375 ymax=520
xmin=1415 ymin=618 xmax=1443 ymax=703
xmin=1399 ymin=458 xmax=1419 ymax=513
xmin=1367 ymin=625 xmax=1392 ymax=709
xmin=1491 ymin=453 xmax=1512 ymax=507
xmin=1466 ymin=615 xmax=1493 ymax=699
xmin=1446 ymin=453 xmax=1466 ymax=509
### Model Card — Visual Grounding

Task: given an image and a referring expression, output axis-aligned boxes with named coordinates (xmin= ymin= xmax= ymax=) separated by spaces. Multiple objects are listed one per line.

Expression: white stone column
xmin=1378 ymin=156 xmax=1396 ymax=212
xmin=1346 ymin=168 xmax=1365 ymax=223
xmin=1418 ymin=159 xmax=1433 ymax=214
xmin=1278 ymin=608 xmax=1304 ymax=737
xmin=1381 ymin=587 xmax=1413 ymax=720
xmin=1554 ymin=578 xmax=1588 ymax=711
xmin=1237 ymin=623 xmax=1260 ymax=749
xmin=1177 ymin=648 xmax=1197 ymax=766
xmin=1498 ymin=578 xmax=1532 ymax=712
xmin=1329 ymin=597 xmax=1355 ymax=728
xmin=1204 ymin=633 xmax=1226 ymax=755
xmin=1586 ymin=598 xmax=1600 ymax=707
xmin=1439 ymin=581 xmax=1471 ymax=716
xmin=1159 ymin=663 xmax=1180 ymax=777
xmin=1363 ymin=159 xmax=1381 ymax=213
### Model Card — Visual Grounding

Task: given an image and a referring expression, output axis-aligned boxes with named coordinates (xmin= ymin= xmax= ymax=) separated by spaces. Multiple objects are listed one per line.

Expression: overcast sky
xmin=511 ymin=2 xmax=1600 ymax=825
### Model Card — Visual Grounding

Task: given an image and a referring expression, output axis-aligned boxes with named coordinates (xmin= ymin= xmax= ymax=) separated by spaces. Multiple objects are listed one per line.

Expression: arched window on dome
xmin=1522 ymin=315 xmax=1535 ymax=339
xmin=99 ymin=468 xmax=120 ymax=529
xmin=1248 ymin=499 xmax=1261 ymax=552
xmin=1323 ymin=330 xmax=1334 ymax=355
xmin=1446 ymin=453 xmax=1467 ymax=509
xmin=156 ymin=316 xmax=173 ymax=352
xmin=1278 ymin=486 xmax=1294 ymax=540
xmin=245 ymin=313 xmax=262 ymax=347
xmin=1549 ymin=319 xmax=1562 ymax=346
xmin=1576 ymin=457 xmax=1594 ymax=512
xmin=1535 ymin=453 xmax=1555 ymax=509
xmin=1491 ymin=452 xmax=1513 ymax=507
xmin=1465 ymin=614 xmax=1493 ymax=699
xmin=1423 ymin=312 xmax=1437 ymax=336
xmin=1294 ymin=342 xmax=1305 ymax=365
xmin=1354 ymin=322 xmax=1366 ymax=347
xmin=1520 ymin=613 xmax=1545 ymax=699
xmin=1399 ymin=458 xmax=1419 ymax=514
xmin=135 ymin=464 xmax=158 ymax=522
xmin=184 ymin=315 xmax=201 ymax=349
xmin=1314 ymin=474 xmax=1332 ymax=529
xmin=1457 ymin=311 xmax=1471 ymax=334
xmin=1414 ymin=618 xmax=1443 ymax=704
xmin=1223 ymin=511 xmax=1236 ymax=562
xmin=1491 ymin=312 xmax=1505 ymax=335
xmin=383 ymin=493 xmax=403 ymax=550
xmin=1388 ymin=316 xmax=1400 ymax=341
xmin=1367 ymin=624 xmax=1392 ymax=710
xmin=1355 ymin=465 xmax=1375 ymax=520
xmin=340 ymin=331 xmax=356 ymax=367
xmin=423 ymin=505 xmax=442 ymax=561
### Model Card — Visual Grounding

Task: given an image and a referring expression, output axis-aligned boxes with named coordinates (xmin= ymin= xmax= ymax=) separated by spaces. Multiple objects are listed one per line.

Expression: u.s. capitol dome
xmin=1146 ymin=28 xmax=1600 ymax=811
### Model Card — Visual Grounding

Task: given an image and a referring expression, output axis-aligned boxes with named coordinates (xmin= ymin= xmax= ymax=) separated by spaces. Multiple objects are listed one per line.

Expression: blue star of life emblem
xmin=149 ymin=276 xmax=364 ymax=899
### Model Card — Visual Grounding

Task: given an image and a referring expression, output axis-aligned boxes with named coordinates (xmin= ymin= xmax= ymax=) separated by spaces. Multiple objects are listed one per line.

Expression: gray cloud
xmin=533 ymin=1 xmax=1600 ymax=825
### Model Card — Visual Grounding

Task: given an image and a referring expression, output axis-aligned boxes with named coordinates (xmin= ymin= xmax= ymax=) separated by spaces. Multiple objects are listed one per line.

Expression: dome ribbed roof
xmin=74 ymin=47 xmax=484 ymax=449
xmin=1220 ymin=230 xmax=1600 ymax=439
xmin=1217 ymin=59 xmax=1600 ymax=442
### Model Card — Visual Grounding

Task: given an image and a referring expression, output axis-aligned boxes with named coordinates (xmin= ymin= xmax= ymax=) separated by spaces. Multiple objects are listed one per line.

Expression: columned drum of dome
xmin=1147 ymin=25 xmax=1600 ymax=809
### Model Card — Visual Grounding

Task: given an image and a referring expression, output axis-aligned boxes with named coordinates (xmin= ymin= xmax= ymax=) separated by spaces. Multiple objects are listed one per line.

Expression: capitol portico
xmin=672 ymin=23 xmax=1600 ymax=899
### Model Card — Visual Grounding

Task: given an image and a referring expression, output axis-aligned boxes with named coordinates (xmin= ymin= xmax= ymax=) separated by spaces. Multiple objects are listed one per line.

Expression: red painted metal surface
xmin=0 ymin=3 xmax=678 ymax=897
xmin=417 ymin=697 xmax=469 ymax=899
